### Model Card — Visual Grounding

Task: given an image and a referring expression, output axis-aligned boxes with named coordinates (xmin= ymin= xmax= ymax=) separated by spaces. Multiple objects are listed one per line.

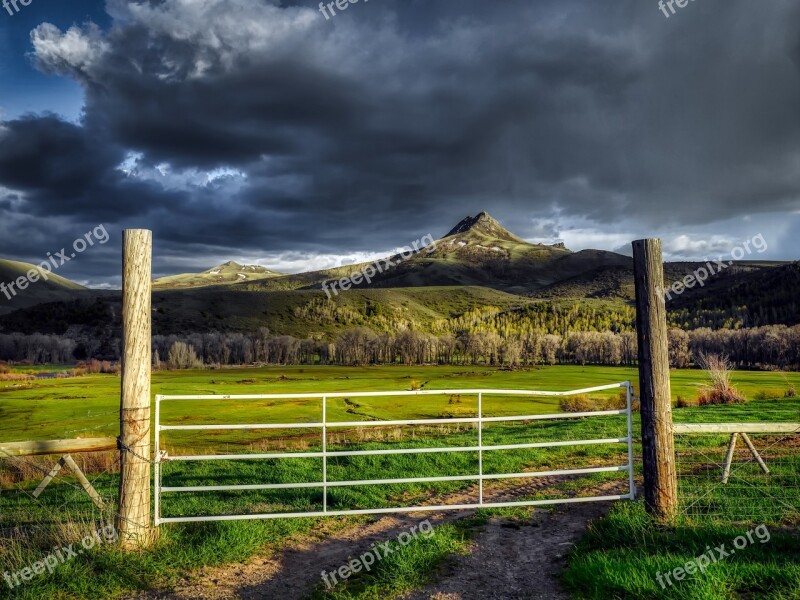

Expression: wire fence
xmin=675 ymin=426 xmax=800 ymax=525
xmin=0 ymin=448 xmax=120 ymax=531
xmin=0 ymin=404 xmax=121 ymax=533
xmin=3 ymin=382 xmax=797 ymax=533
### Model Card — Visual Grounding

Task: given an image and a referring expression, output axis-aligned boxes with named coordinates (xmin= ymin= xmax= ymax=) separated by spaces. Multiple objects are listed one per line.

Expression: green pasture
xmin=0 ymin=365 xmax=798 ymax=599
xmin=2 ymin=364 xmax=799 ymax=446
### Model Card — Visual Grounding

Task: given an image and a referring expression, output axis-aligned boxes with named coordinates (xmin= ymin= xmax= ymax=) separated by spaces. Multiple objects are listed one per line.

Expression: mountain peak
xmin=445 ymin=212 xmax=523 ymax=241
xmin=203 ymin=261 xmax=279 ymax=275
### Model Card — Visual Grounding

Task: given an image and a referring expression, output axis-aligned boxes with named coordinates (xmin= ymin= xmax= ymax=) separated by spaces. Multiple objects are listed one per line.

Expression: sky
xmin=0 ymin=0 xmax=799 ymax=287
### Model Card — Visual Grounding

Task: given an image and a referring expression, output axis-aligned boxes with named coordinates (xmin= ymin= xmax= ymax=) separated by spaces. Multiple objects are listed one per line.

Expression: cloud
xmin=0 ymin=0 xmax=798 ymax=285
xmin=31 ymin=22 xmax=109 ymax=77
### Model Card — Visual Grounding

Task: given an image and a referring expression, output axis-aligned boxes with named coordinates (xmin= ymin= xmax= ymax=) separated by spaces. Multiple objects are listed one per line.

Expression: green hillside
xmin=668 ymin=261 xmax=800 ymax=328
xmin=151 ymin=285 xmax=532 ymax=336
xmin=153 ymin=261 xmax=283 ymax=289
xmin=0 ymin=258 xmax=86 ymax=315
xmin=0 ymin=213 xmax=796 ymax=334
xmin=231 ymin=212 xmax=630 ymax=296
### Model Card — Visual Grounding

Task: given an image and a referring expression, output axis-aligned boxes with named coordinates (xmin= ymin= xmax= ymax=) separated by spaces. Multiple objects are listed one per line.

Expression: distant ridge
xmin=153 ymin=260 xmax=283 ymax=289
xmin=1 ymin=212 xmax=796 ymax=335
xmin=0 ymin=258 xmax=87 ymax=315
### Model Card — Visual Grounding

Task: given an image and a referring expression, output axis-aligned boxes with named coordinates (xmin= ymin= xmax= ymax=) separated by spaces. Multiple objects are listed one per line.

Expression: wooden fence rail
xmin=674 ymin=422 xmax=798 ymax=484
xmin=0 ymin=437 xmax=117 ymax=457
xmin=0 ymin=436 xmax=117 ymax=510
xmin=673 ymin=423 xmax=800 ymax=434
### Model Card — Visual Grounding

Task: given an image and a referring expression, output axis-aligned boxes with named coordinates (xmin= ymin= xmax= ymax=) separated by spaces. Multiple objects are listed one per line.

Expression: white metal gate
xmin=154 ymin=382 xmax=635 ymax=525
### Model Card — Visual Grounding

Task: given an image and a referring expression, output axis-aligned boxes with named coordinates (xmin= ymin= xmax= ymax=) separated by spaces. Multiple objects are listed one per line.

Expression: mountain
xmin=0 ymin=259 xmax=87 ymax=315
xmin=153 ymin=261 xmax=283 ymax=289
xmin=445 ymin=211 xmax=527 ymax=242
xmin=223 ymin=212 xmax=630 ymax=296
xmin=307 ymin=212 xmax=630 ymax=295
xmin=668 ymin=261 xmax=800 ymax=328
xmin=0 ymin=212 xmax=797 ymax=336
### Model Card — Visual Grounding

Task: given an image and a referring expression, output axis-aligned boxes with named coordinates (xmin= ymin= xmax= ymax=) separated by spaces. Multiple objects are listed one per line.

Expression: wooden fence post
xmin=116 ymin=229 xmax=153 ymax=549
xmin=632 ymin=238 xmax=678 ymax=522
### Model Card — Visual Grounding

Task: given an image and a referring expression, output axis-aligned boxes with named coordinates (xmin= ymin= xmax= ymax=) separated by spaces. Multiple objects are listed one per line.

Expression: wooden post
xmin=721 ymin=433 xmax=738 ymax=484
xmin=116 ymin=229 xmax=153 ymax=549
xmin=31 ymin=455 xmax=106 ymax=510
xmin=33 ymin=457 xmax=65 ymax=498
xmin=632 ymin=238 xmax=678 ymax=521
xmin=739 ymin=433 xmax=770 ymax=475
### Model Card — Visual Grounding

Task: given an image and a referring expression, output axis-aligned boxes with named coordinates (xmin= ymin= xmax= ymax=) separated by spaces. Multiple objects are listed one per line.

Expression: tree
xmin=541 ymin=334 xmax=561 ymax=366
xmin=501 ymin=336 xmax=522 ymax=367
xmin=167 ymin=341 xmax=203 ymax=370
xmin=668 ymin=328 xmax=691 ymax=368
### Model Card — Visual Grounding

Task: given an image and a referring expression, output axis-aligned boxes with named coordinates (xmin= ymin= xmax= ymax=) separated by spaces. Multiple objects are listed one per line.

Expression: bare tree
xmin=167 ymin=341 xmax=203 ymax=370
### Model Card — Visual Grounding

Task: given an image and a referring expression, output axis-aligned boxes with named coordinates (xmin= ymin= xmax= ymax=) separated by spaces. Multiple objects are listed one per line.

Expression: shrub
xmin=675 ymin=395 xmax=694 ymax=408
xmin=696 ymin=352 xmax=746 ymax=405
xmin=698 ymin=389 xmax=746 ymax=406
xmin=0 ymin=373 xmax=32 ymax=382
xmin=785 ymin=384 xmax=797 ymax=398
xmin=603 ymin=390 xmax=628 ymax=409
xmin=76 ymin=359 xmax=120 ymax=375
xmin=409 ymin=380 xmax=422 ymax=391
xmin=560 ymin=394 xmax=594 ymax=413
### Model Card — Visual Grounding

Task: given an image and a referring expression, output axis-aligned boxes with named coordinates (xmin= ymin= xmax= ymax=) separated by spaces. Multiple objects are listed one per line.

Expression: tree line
xmin=3 ymin=324 xmax=800 ymax=370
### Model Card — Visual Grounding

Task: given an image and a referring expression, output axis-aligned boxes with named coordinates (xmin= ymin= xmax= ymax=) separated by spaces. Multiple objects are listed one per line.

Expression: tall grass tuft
xmin=696 ymin=353 xmax=745 ymax=405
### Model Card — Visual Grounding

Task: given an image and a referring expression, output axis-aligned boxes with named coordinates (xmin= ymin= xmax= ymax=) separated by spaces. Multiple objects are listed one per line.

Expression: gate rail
xmin=155 ymin=382 xmax=635 ymax=524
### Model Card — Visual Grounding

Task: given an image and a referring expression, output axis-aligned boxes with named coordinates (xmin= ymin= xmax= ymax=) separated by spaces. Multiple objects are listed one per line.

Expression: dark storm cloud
xmin=0 ymin=114 xmax=188 ymax=218
xmin=0 ymin=116 xmax=121 ymax=198
xmin=1 ymin=0 xmax=799 ymax=283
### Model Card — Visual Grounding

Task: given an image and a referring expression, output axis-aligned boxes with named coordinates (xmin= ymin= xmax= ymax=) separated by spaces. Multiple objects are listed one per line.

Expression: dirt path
xmin=136 ymin=480 xmax=623 ymax=600
xmin=404 ymin=502 xmax=609 ymax=600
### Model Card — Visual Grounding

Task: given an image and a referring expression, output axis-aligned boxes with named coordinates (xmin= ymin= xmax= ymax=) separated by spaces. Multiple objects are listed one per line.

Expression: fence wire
xmin=0 ymin=447 xmax=120 ymax=532
xmin=676 ymin=430 xmax=800 ymax=525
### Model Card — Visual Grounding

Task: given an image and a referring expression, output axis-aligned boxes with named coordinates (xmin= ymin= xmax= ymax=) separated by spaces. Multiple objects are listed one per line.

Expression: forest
xmin=2 ymin=323 xmax=799 ymax=371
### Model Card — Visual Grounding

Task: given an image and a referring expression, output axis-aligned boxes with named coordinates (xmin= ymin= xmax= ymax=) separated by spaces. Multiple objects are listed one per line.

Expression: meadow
xmin=0 ymin=365 xmax=798 ymax=599
xmin=2 ymin=364 xmax=799 ymax=445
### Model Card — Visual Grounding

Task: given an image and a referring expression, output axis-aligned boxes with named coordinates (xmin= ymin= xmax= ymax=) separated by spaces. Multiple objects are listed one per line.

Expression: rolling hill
xmin=0 ymin=259 xmax=88 ymax=315
xmin=229 ymin=212 xmax=632 ymax=296
xmin=0 ymin=212 xmax=796 ymax=335
xmin=152 ymin=261 xmax=283 ymax=289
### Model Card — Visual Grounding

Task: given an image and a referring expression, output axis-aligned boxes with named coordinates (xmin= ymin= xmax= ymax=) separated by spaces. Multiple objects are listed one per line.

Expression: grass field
xmin=0 ymin=365 xmax=798 ymax=599
xmin=2 ymin=364 xmax=799 ymax=445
